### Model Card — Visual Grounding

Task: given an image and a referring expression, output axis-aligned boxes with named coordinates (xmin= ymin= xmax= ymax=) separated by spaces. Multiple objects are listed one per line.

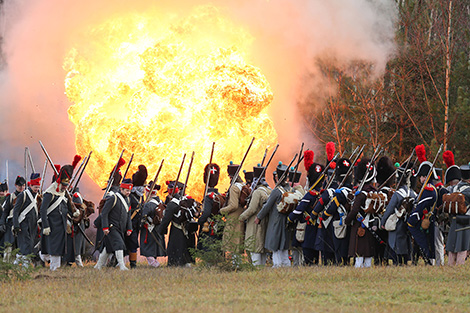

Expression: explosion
xmin=64 ymin=5 xmax=277 ymax=199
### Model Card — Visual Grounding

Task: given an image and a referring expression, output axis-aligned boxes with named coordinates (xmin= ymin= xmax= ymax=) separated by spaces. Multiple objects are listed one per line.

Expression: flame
xmin=64 ymin=5 xmax=277 ymax=200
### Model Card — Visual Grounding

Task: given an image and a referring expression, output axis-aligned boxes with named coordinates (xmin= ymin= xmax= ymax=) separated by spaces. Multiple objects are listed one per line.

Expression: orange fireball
xmin=64 ymin=6 xmax=277 ymax=200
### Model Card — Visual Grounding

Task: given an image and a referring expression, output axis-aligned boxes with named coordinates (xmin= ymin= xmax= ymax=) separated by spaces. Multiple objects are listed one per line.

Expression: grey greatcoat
xmin=446 ymin=181 xmax=470 ymax=253
xmin=0 ymin=191 xmax=20 ymax=247
xmin=12 ymin=187 xmax=38 ymax=255
xmin=100 ymin=191 xmax=132 ymax=253
xmin=239 ymin=185 xmax=271 ymax=253
xmin=40 ymin=183 xmax=70 ymax=256
xmin=257 ymin=183 xmax=293 ymax=252
xmin=381 ymin=186 xmax=416 ymax=256
xmin=140 ymin=196 xmax=166 ymax=258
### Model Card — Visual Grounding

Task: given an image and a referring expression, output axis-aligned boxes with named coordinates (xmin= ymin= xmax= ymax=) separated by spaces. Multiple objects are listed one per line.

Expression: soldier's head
xmin=335 ymin=158 xmax=352 ymax=185
xmin=414 ymin=161 xmax=438 ymax=185
xmin=288 ymin=167 xmax=301 ymax=185
xmin=376 ymin=156 xmax=396 ymax=188
xmin=145 ymin=180 xmax=160 ymax=198
xmin=0 ymin=181 xmax=8 ymax=196
xmin=120 ymin=178 xmax=133 ymax=197
xmin=15 ymin=176 xmax=26 ymax=193
xmin=244 ymin=170 xmax=254 ymax=185
xmin=276 ymin=162 xmax=289 ymax=185
xmin=355 ymin=158 xmax=376 ymax=186
xmin=460 ymin=165 xmax=470 ymax=183
xmin=29 ymin=173 xmax=41 ymax=193
xmin=303 ymin=150 xmax=324 ymax=189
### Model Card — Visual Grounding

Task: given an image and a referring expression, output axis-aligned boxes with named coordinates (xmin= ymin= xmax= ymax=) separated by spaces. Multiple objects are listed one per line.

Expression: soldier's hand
xmin=103 ymin=228 xmax=110 ymax=236
xmin=126 ymin=230 xmax=132 ymax=236
xmin=43 ymin=227 xmax=51 ymax=236
xmin=0 ymin=225 xmax=5 ymax=233
xmin=254 ymin=217 xmax=260 ymax=225
xmin=13 ymin=227 xmax=21 ymax=237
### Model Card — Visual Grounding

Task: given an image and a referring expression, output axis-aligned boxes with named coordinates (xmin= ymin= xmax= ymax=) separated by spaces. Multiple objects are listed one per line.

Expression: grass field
xmin=1 ymin=262 xmax=469 ymax=312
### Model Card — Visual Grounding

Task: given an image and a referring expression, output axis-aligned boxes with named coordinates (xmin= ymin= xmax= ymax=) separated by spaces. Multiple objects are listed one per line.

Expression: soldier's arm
xmin=219 ymin=186 xmax=241 ymax=215
xmin=100 ymin=195 xmax=116 ymax=231
xmin=39 ymin=193 xmax=53 ymax=230
xmin=198 ymin=195 xmax=213 ymax=225
xmin=345 ymin=192 xmax=365 ymax=225
xmin=257 ymin=188 xmax=280 ymax=220
xmin=240 ymin=189 xmax=261 ymax=221
xmin=288 ymin=192 xmax=314 ymax=222
xmin=0 ymin=196 xmax=9 ymax=226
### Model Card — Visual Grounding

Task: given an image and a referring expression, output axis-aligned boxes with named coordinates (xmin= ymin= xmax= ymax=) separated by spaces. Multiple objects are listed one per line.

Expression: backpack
xmin=276 ymin=187 xmax=303 ymax=215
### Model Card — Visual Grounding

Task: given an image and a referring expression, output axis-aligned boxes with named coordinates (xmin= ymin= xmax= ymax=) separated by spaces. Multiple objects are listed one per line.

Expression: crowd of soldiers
xmin=1 ymin=141 xmax=470 ymax=270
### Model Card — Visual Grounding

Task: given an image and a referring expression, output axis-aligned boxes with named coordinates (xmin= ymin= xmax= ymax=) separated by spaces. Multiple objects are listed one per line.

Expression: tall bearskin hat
xmin=304 ymin=150 xmax=324 ymax=188
xmin=276 ymin=162 xmax=289 ymax=182
xmin=227 ymin=161 xmax=240 ymax=177
xmin=288 ymin=167 xmax=302 ymax=184
xmin=443 ymin=150 xmax=461 ymax=185
xmin=414 ymin=145 xmax=438 ymax=179
xmin=0 ymin=181 xmax=8 ymax=192
xmin=355 ymin=158 xmax=376 ymax=185
xmin=204 ymin=163 xmax=220 ymax=188
xmin=132 ymin=165 xmax=148 ymax=187
xmin=15 ymin=176 xmax=26 ymax=186
xmin=244 ymin=170 xmax=254 ymax=184
xmin=335 ymin=158 xmax=352 ymax=183
xmin=111 ymin=158 xmax=126 ymax=187
xmin=376 ymin=156 xmax=396 ymax=187
xmin=29 ymin=173 xmax=41 ymax=186
xmin=460 ymin=165 xmax=470 ymax=180
xmin=253 ymin=164 xmax=265 ymax=179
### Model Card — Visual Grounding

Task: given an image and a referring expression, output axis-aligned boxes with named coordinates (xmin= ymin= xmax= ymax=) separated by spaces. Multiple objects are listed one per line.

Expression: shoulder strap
xmin=115 ymin=193 xmax=129 ymax=211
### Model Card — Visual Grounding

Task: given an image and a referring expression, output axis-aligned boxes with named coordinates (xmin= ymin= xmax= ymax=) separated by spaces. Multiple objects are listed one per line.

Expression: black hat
xmin=132 ymin=165 xmax=148 ymax=186
xmin=146 ymin=180 xmax=161 ymax=192
xmin=204 ymin=163 xmax=220 ymax=188
xmin=355 ymin=158 xmax=376 ymax=185
xmin=335 ymin=158 xmax=352 ymax=182
xmin=288 ymin=167 xmax=302 ymax=183
xmin=253 ymin=164 xmax=265 ymax=179
xmin=165 ymin=180 xmax=185 ymax=193
xmin=72 ymin=192 xmax=83 ymax=204
xmin=306 ymin=163 xmax=324 ymax=189
xmin=0 ymin=181 xmax=8 ymax=192
xmin=58 ymin=165 xmax=74 ymax=186
xmin=243 ymin=171 xmax=254 ymax=184
xmin=227 ymin=161 xmax=240 ymax=177
xmin=396 ymin=159 xmax=416 ymax=187
xmin=444 ymin=165 xmax=461 ymax=185
xmin=460 ymin=165 xmax=470 ymax=180
xmin=414 ymin=161 xmax=438 ymax=179
xmin=376 ymin=156 xmax=396 ymax=187
xmin=15 ymin=176 xmax=26 ymax=186
xmin=276 ymin=162 xmax=288 ymax=181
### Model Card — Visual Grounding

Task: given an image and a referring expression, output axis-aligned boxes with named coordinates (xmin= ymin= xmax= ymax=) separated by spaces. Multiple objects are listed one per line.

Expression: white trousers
xmin=50 ymin=256 xmax=61 ymax=271
xmin=272 ymin=250 xmax=291 ymax=267
xmin=434 ymin=226 xmax=445 ymax=266
xmin=250 ymin=252 xmax=267 ymax=266
xmin=354 ymin=257 xmax=372 ymax=268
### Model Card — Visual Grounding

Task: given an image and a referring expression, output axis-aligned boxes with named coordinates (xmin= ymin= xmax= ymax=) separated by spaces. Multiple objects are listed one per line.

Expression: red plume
xmin=443 ymin=150 xmax=455 ymax=168
xmin=326 ymin=142 xmax=335 ymax=161
xmin=72 ymin=155 xmax=82 ymax=169
xmin=304 ymin=150 xmax=314 ymax=171
xmin=54 ymin=164 xmax=61 ymax=174
xmin=330 ymin=161 xmax=336 ymax=169
xmin=117 ymin=157 xmax=126 ymax=170
xmin=415 ymin=144 xmax=427 ymax=163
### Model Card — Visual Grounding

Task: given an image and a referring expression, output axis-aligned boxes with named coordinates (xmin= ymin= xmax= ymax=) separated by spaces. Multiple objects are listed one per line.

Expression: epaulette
xmin=424 ymin=184 xmax=435 ymax=191
xmin=309 ymin=190 xmax=319 ymax=197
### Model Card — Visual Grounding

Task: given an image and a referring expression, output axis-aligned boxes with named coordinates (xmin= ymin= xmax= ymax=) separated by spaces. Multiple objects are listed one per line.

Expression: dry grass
xmin=1 ymin=262 xmax=469 ymax=312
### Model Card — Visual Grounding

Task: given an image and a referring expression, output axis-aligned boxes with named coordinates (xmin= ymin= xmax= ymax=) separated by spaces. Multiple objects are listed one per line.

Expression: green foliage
xmin=190 ymin=214 xmax=255 ymax=272
xmin=0 ymin=245 xmax=36 ymax=282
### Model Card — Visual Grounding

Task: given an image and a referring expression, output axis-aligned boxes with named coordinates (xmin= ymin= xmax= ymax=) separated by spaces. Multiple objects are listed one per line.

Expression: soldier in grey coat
xmin=94 ymin=178 xmax=133 ymax=270
xmin=255 ymin=162 xmax=292 ymax=267
xmin=12 ymin=173 xmax=41 ymax=266
xmin=445 ymin=165 xmax=470 ymax=265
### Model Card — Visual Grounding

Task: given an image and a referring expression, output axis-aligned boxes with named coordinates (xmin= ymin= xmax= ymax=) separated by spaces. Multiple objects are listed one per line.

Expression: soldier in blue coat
xmin=12 ymin=173 xmax=41 ymax=266
xmin=0 ymin=176 xmax=26 ymax=261
xmin=288 ymin=150 xmax=325 ymax=266
xmin=94 ymin=178 xmax=133 ymax=270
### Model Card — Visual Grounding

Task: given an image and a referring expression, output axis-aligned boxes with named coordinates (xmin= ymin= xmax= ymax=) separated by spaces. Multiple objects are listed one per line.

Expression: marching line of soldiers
xmin=2 ymin=141 xmax=470 ymax=271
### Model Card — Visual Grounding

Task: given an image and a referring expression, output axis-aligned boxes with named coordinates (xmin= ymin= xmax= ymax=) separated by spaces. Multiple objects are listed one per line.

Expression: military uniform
xmin=140 ymin=194 xmax=166 ymax=267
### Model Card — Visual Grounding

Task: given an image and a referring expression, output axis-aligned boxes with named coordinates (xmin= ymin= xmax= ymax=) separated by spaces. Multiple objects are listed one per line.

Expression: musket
xmin=203 ymin=142 xmax=216 ymax=202
xmin=247 ymin=144 xmax=280 ymax=199
xmin=260 ymin=148 xmax=268 ymax=167
xmin=377 ymin=149 xmax=415 ymax=191
xmin=67 ymin=213 xmax=94 ymax=247
xmin=394 ymin=149 xmax=415 ymax=189
xmin=291 ymin=143 xmax=304 ymax=187
xmin=416 ymin=144 xmax=443 ymax=202
xmin=26 ymin=147 xmax=36 ymax=173
xmin=308 ymin=152 xmax=340 ymax=192
xmin=71 ymin=151 xmax=92 ymax=193
xmin=144 ymin=159 xmax=164 ymax=205
xmin=274 ymin=153 xmax=298 ymax=189
xmin=103 ymin=149 xmax=125 ymax=199
xmin=24 ymin=147 xmax=28 ymax=178
xmin=122 ymin=153 xmax=134 ymax=181
xmin=5 ymin=160 xmax=9 ymax=190
xmin=348 ymin=145 xmax=360 ymax=161
xmin=170 ymin=153 xmax=186 ymax=197
xmin=227 ymin=137 xmax=255 ymax=193
xmin=322 ymin=149 xmax=348 ymax=191
xmin=146 ymin=225 xmax=167 ymax=254
xmin=356 ymin=144 xmax=382 ymax=193
xmin=180 ymin=151 xmax=195 ymax=196
xmin=68 ymin=155 xmax=87 ymax=190
xmin=39 ymin=159 xmax=48 ymax=193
